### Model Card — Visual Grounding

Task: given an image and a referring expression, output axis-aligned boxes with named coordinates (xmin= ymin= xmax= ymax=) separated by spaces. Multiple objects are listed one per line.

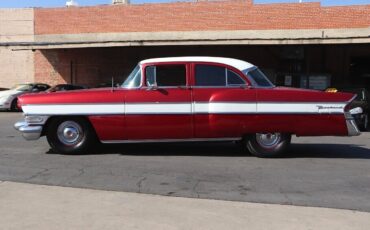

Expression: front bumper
xmin=14 ymin=121 xmax=43 ymax=140
xmin=345 ymin=112 xmax=361 ymax=136
xmin=0 ymin=103 xmax=10 ymax=110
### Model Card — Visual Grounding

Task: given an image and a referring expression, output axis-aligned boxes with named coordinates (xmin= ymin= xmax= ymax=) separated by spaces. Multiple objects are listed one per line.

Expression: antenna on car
xmin=111 ymin=77 xmax=115 ymax=92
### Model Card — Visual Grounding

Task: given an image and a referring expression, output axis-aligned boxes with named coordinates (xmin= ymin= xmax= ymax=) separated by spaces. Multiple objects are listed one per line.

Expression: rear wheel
xmin=245 ymin=133 xmax=291 ymax=158
xmin=361 ymin=114 xmax=368 ymax=131
xmin=46 ymin=117 xmax=97 ymax=154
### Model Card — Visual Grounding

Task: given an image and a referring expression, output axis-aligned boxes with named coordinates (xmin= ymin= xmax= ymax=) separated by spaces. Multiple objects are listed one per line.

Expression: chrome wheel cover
xmin=255 ymin=133 xmax=281 ymax=148
xmin=57 ymin=121 xmax=83 ymax=146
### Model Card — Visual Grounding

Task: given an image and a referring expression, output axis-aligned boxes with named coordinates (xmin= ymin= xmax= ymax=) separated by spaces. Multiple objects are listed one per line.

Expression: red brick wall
xmin=35 ymin=48 xmax=142 ymax=87
xmin=34 ymin=1 xmax=370 ymax=35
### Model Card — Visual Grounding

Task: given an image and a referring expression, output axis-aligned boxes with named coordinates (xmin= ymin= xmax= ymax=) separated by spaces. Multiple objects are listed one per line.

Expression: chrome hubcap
xmin=57 ymin=121 xmax=83 ymax=146
xmin=256 ymin=133 xmax=281 ymax=148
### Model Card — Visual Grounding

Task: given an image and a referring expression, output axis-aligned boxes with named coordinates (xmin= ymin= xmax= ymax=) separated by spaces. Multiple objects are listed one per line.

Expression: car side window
xmin=227 ymin=70 xmax=246 ymax=86
xmin=35 ymin=85 xmax=49 ymax=91
xmin=195 ymin=65 xmax=225 ymax=86
xmin=146 ymin=65 xmax=186 ymax=87
xmin=195 ymin=65 xmax=245 ymax=87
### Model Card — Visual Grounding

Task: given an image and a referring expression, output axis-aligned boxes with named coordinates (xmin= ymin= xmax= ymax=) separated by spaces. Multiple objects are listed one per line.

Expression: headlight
xmin=0 ymin=94 xmax=14 ymax=101
xmin=350 ymin=107 xmax=363 ymax=115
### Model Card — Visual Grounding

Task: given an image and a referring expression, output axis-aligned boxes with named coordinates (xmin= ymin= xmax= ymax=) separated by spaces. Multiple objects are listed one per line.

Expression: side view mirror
xmin=147 ymin=82 xmax=158 ymax=91
xmin=241 ymin=84 xmax=253 ymax=89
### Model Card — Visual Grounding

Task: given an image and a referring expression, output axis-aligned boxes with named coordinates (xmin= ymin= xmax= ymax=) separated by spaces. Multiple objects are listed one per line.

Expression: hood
xmin=18 ymin=88 xmax=125 ymax=106
xmin=0 ymin=89 xmax=22 ymax=98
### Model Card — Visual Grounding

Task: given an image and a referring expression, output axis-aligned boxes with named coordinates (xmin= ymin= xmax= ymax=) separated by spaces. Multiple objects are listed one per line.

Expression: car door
xmin=124 ymin=63 xmax=193 ymax=140
xmin=192 ymin=63 xmax=257 ymax=138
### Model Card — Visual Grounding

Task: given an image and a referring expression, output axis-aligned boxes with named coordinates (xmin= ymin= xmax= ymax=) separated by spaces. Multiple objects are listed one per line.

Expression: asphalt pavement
xmin=1 ymin=112 xmax=370 ymax=212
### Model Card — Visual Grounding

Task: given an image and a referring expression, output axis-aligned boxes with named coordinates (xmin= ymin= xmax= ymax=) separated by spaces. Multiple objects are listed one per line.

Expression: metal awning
xmin=3 ymin=28 xmax=370 ymax=50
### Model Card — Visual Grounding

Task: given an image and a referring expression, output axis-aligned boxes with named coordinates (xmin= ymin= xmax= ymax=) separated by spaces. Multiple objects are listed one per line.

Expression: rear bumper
xmin=345 ymin=112 xmax=361 ymax=136
xmin=14 ymin=121 xmax=42 ymax=140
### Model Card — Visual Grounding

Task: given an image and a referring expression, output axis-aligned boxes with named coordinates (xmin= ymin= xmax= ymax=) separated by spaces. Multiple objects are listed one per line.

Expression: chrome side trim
xmin=25 ymin=115 xmax=49 ymax=125
xmin=101 ymin=137 xmax=241 ymax=144
xmin=345 ymin=112 xmax=361 ymax=136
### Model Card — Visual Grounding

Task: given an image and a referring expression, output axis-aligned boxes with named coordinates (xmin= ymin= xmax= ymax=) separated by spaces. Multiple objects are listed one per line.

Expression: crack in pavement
xmin=192 ymin=180 xmax=201 ymax=198
xmin=279 ymin=188 xmax=293 ymax=205
xmin=76 ymin=168 xmax=85 ymax=178
xmin=25 ymin=168 xmax=50 ymax=181
xmin=136 ymin=177 xmax=147 ymax=193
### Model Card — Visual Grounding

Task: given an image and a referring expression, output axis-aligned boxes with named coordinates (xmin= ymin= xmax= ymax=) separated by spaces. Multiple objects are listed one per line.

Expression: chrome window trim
xmin=121 ymin=64 xmax=143 ymax=89
xmin=243 ymin=67 xmax=275 ymax=88
xmin=226 ymin=69 xmax=246 ymax=87
xmin=141 ymin=86 xmax=190 ymax=89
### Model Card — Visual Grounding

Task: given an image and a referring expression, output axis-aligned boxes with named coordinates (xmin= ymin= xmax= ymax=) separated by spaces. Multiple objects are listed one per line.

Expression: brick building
xmin=1 ymin=0 xmax=370 ymax=89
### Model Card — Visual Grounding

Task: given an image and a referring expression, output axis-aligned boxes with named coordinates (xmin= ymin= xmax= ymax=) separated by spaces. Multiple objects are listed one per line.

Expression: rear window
xmin=195 ymin=65 xmax=245 ymax=87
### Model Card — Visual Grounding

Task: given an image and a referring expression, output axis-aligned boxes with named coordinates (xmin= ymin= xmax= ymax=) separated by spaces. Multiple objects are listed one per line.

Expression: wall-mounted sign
xmin=284 ymin=75 xmax=292 ymax=86
xmin=308 ymin=75 xmax=331 ymax=90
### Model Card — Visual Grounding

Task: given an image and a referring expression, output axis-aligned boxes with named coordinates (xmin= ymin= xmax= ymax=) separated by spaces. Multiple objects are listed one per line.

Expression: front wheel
xmin=46 ymin=117 xmax=97 ymax=154
xmin=10 ymin=98 xmax=19 ymax=112
xmin=245 ymin=133 xmax=291 ymax=158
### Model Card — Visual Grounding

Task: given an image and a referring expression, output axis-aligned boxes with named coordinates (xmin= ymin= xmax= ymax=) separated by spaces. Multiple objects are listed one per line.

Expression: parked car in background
xmin=94 ymin=82 xmax=120 ymax=88
xmin=0 ymin=83 xmax=50 ymax=111
xmin=15 ymin=57 xmax=361 ymax=157
xmin=47 ymin=84 xmax=88 ymax=93
xmin=338 ymin=88 xmax=369 ymax=131
xmin=94 ymin=83 xmax=111 ymax=88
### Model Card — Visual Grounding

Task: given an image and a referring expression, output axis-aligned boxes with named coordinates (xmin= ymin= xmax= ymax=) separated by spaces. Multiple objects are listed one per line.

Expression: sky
xmin=0 ymin=0 xmax=369 ymax=8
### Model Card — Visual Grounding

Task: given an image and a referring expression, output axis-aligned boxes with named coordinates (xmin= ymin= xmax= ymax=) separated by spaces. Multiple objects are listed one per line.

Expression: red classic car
xmin=14 ymin=57 xmax=361 ymax=157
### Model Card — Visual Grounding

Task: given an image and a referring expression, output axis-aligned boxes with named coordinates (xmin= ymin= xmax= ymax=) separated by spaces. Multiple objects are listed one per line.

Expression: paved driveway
xmin=1 ymin=112 xmax=370 ymax=211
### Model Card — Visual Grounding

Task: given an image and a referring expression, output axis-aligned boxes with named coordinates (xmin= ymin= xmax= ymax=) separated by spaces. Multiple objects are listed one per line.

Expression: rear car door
xmin=192 ymin=63 xmax=257 ymax=138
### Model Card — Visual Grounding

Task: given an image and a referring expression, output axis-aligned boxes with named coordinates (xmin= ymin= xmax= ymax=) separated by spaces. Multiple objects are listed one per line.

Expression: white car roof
xmin=140 ymin=56 xmax=255 ymax=71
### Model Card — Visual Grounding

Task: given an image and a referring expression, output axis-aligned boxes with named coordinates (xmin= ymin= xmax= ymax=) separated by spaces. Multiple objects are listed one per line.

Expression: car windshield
xmin=121 ymin=65 xmax=142 ymax=88
xmin=243 ymin=68 xmax=274 ymax=88
xmin=11 ymin=84 xmax=32 ymax=91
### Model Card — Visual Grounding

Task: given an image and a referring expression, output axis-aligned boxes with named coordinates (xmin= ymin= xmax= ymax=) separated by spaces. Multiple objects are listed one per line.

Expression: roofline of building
xmin=3 ymin=28 xmax=369 ymax=50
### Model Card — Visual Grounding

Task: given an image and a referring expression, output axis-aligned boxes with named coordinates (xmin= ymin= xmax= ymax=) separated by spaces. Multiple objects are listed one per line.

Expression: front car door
xmin=124 ymin=63 xmax=193 ymax=140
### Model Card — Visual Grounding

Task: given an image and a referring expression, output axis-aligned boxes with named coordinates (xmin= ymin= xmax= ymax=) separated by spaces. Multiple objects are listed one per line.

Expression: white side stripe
xmin=194 ymin=102 xmax=256 ymax=114
xmin=126 ymin=103 xmax=191 ymax=114
xmin=22 ymin=102 xmax=346 ymax=115
xmin=22 ymin=104 xmax=125 ymax=115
